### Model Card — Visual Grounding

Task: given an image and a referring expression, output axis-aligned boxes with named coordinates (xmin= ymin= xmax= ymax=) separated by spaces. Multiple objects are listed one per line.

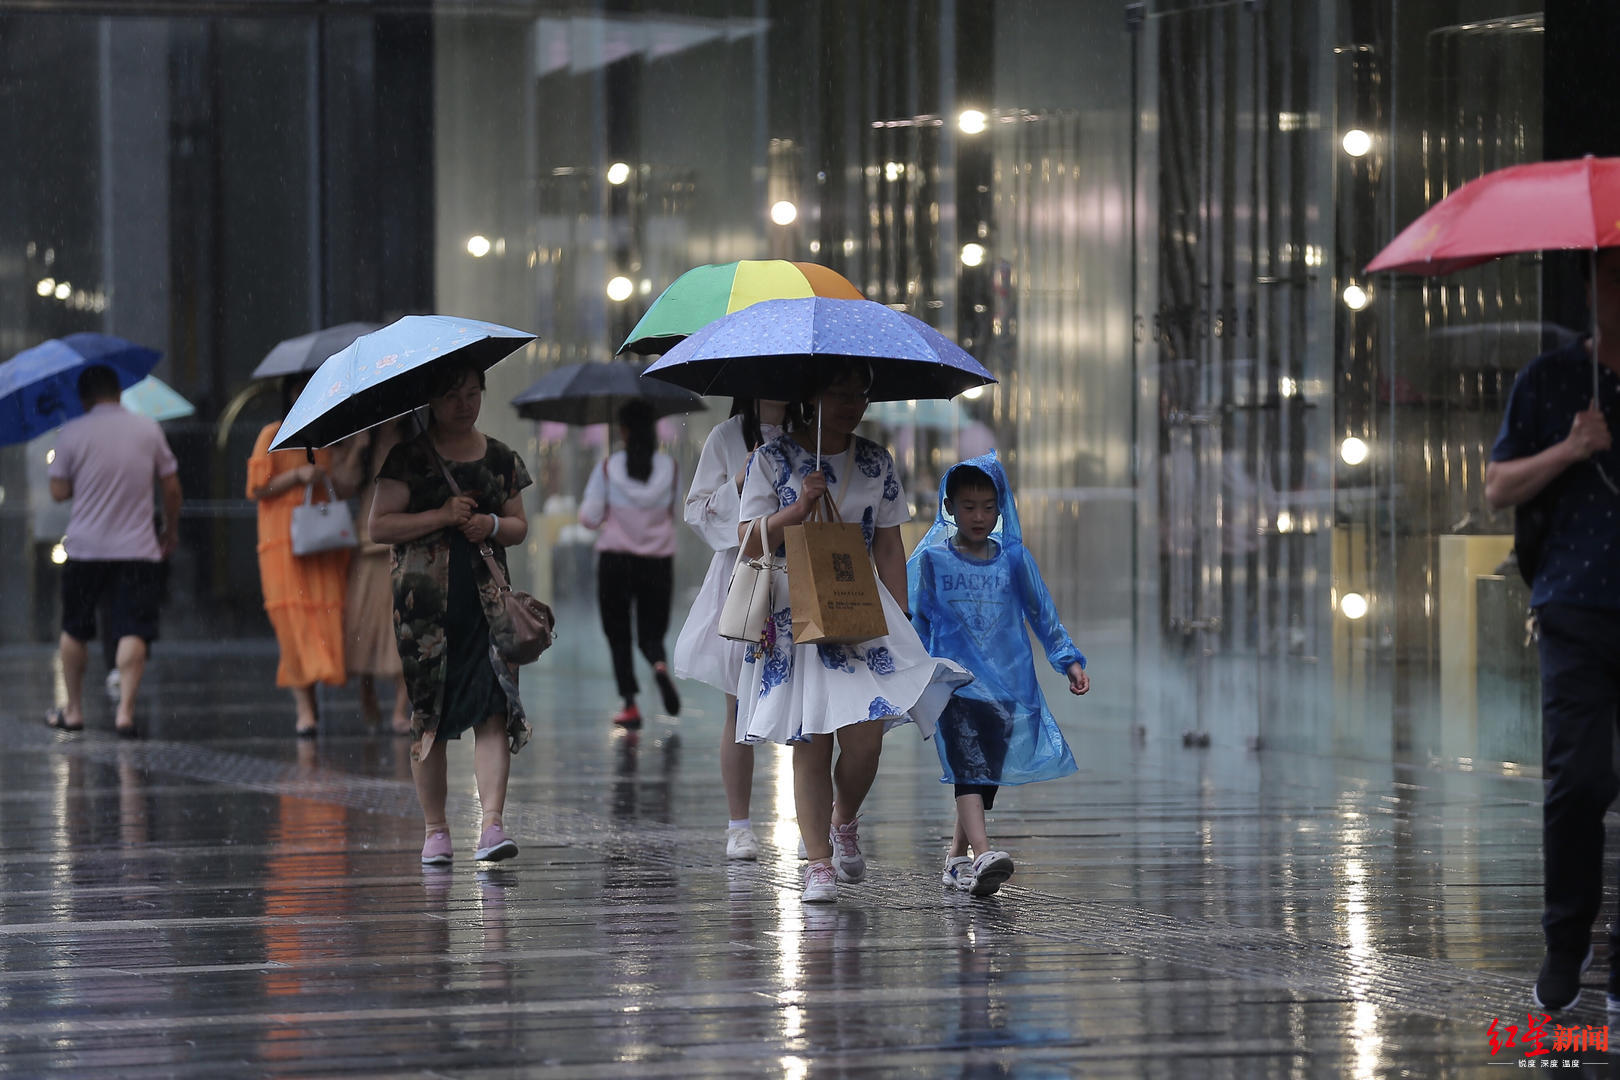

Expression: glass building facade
xmin=2 ymin=0 xmax=1613 ymax=771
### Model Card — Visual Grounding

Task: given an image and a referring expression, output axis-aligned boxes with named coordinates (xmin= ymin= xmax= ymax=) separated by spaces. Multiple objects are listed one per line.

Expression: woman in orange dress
xmin=247 ymin=395 xmax=364 ymax=736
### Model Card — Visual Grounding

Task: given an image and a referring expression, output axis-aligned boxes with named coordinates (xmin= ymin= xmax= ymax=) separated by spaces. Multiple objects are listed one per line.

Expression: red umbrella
xmin=1366 ymin=156 xmax=1620 ymax=276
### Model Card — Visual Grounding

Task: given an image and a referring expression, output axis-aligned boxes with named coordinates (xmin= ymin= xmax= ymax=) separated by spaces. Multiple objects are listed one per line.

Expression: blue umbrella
xmin=0 ymin=333 xmax=161 ymax=447
xmin=270 ymin=314 xmax=536 ymax=450
xmin=640 ymin=297 xmax=995 ymax=403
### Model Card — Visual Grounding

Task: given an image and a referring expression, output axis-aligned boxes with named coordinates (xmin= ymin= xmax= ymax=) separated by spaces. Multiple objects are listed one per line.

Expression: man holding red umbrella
xmin=1486 ymin=247 xmax=1620 ymax=1012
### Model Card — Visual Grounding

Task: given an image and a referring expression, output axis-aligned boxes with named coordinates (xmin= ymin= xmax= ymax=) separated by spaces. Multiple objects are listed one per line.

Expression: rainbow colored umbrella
xmin=620 ymin=260 xmax=862 ymax=356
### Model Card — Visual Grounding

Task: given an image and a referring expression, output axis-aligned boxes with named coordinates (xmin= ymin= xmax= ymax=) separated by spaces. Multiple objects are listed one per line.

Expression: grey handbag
xmin=290 ymin=476 xmax=358 ymax=556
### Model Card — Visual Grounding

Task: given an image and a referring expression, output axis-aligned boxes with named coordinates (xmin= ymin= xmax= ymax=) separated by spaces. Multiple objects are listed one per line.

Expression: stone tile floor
xmin=0 ymin=642 xmax=1614 ymax=1077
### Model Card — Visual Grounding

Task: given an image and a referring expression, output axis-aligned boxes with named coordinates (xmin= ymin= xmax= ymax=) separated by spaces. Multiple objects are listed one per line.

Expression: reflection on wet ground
xmin=0 ymin=643 xmax=1612 ymax=1077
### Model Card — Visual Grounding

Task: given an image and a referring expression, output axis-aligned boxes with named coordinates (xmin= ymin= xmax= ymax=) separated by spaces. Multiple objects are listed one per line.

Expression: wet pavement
xmin=0 ymin=634 xmax=1615 ymax=1078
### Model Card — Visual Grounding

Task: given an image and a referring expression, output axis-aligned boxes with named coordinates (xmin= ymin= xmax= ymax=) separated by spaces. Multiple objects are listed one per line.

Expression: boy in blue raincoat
xmin=907 ymin=452 xmax=1089 ymax=896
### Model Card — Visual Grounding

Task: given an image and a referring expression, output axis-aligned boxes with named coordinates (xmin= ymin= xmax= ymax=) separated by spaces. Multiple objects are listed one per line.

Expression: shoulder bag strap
xmin=426 ymin=437 xmax=515 ymax=594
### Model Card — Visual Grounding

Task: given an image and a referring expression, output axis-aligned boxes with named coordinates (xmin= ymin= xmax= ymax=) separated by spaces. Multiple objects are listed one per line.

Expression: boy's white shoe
xmin=802 ymin=862 xmax=838 ymax=903
xmin=726 ymin=826 xmax=759 ymax=861
xmin=941 ymin=855 xmax=975 ymax=891
xmin=829 ymin=820 xmax=866 ymax=883
xmin=969 ymin=851 xmax=1015 ymax=896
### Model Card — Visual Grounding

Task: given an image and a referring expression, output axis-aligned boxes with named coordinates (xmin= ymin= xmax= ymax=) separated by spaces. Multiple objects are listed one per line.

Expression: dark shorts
xmin=954 ymin=784 xmax=998 ymax=810
xmin=61 ymin=559 xmax=163 ymax=645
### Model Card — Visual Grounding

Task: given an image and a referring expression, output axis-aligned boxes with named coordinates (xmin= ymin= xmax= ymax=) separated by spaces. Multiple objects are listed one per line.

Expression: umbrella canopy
xmin=0 ymin=333 xmax=161 ymax=447
xmin=641 ymin=297 xmax=995 ymax=403
xmin=620 ymin=260 xmax=863 ymax=355
xmin=121 ymin=375 xmax=195 ymax=422
xmin=251 ymin=321 xmax=384 ymax=381
xmin=511 ymin=361 xmax=706 ymax=424
xmin=270 ymin=315 xmax=535 ymax=450
xmin=1366 ymin=156 xmax=1620 ymax=275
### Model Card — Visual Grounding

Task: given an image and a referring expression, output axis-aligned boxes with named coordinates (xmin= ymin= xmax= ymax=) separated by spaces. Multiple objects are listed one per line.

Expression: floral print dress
xmin=377 ymin=433 xmax=533 ymax=760
xmin=735 ymin=433 xmax=972 ymax=745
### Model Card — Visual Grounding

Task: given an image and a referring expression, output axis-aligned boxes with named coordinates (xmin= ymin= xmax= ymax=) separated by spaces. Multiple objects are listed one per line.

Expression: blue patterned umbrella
xmin=270 ymin=315 xmax=535 ymax=450
xmin=640 ymin=297 xmax=995 ymax=403
xmin=0 ymin=333 xmax=161 ymax=447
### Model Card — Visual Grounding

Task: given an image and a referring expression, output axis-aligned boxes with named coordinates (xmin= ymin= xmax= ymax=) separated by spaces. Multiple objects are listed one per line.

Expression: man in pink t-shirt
xmin=45 ymin=364 xmax=183 ymax=736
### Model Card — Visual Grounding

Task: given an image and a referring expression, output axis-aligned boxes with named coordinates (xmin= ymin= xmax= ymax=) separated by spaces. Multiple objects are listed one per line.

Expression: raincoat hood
xmin=915 ymin=449 xmax=1022 ymax=554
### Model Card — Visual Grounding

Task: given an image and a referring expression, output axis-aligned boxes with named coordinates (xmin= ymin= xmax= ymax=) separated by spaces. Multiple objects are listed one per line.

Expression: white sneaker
xmin=941 ymin=855 xmax=974 ymax=891
xmin=802 ymin=862 xmax=838 ymax=904
xmin=726 ymin=826 xmax=760 ymax=861
xmin=969 ymin=851 xmax=1015 ymax=896
xmin=829 ymin=820 xmax=866 ymax=883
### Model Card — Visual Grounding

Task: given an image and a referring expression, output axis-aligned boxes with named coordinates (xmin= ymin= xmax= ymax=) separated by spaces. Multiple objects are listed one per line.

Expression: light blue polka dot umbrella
xmin=270 ymin=315 xmax=535 ymax=450
xmin=640 ymin=297 xmax=995 ymax=404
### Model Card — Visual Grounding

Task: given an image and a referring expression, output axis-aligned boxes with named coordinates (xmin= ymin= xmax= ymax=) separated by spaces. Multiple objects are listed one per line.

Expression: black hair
xmin=790 ymin=358 xmax=874 ymax=434
xmin=280 ymin=372 xmax=312 ymax=416
xmin=946 ymin=464 xmax=996 ymax=501
xmin=619 ymin=398 xmax=657 ymax=481
xmin=729 ymin=398 xmax=763 ymax=452
xmin=425 ymin=360 xmax=487 ymax=400
xmin=76 ymin=364 xmax=121 ymax=405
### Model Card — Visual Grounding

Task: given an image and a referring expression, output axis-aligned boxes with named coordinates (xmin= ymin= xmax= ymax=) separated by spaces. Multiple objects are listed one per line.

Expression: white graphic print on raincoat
xmin=906 ymin=451 xmax=1082 ymax=786
xmin=736 ymin=432 xmax=972 ymax=745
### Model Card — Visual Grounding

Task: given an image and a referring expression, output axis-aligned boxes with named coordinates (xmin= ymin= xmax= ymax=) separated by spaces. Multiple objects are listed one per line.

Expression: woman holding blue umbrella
xmin=737 ymin=359 xmax=972 ymax=904
xmin=370 ymin=360 xmax=533 ymax=866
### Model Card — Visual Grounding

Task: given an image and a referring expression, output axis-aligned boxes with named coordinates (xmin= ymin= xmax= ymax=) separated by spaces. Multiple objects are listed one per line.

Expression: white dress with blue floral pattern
xmin=736 ymin=433 xmax=972 ymax=745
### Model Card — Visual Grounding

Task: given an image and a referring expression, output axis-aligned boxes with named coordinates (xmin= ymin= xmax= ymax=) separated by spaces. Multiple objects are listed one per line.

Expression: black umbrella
xmin=510 ymin=361 xmax=706 ymax=425
xmin=251 ymin=321 xmax=384 ymax=381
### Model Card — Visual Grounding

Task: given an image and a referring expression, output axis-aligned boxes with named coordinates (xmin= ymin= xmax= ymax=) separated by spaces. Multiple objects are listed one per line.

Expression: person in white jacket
xmin=579 ymin=400 xmax=682 ymax=729
xmin=672 ymin=399 xmax=788 ymax=860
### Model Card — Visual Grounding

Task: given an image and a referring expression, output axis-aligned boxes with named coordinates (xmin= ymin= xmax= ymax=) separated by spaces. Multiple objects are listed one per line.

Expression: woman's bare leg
xmin=794 ymin=735 xmax=836 ymax=863
xmin=412 ymin=735 xmax=449 ymax=835
xmin=358 ymin=675 xmax=381 ymax=728
xmin=292 ymin=685 xmax=318 ymax=735
xmin=721 ymin=694 xmax=755 ymax=821
xmin=472 ymin=713 xmax=511 ymax=829
xmin=390 ymin=679 xmax=412 ymax=734
xmin=830 ymin=720 xmax=883 ymax=827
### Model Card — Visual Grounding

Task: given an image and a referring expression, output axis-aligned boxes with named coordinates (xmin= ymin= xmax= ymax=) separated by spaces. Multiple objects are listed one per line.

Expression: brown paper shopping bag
xmin=782 ymin=494 xmax=889 ymax=645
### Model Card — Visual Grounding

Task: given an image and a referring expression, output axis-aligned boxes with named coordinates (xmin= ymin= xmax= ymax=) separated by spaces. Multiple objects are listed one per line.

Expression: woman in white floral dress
xmin=737 ymin=361 xmax=971 ymax=903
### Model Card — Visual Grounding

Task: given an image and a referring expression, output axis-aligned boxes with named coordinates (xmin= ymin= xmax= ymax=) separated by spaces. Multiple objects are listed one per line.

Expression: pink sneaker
xmin=475 ymin=822 xmax=518 ymax=862
xmin=829 ymin=820 xmax=866 ymax=883
xmin=420 ymin=830 xmax=453 ymax=865
xmin=802 ymin=861 xmax=838 ymax=903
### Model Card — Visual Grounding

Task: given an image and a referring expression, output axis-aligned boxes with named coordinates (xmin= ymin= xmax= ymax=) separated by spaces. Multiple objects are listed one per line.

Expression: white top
xmin=684 ymin=414 xmax=784 ymax=553
xmin=739 ymin=432 xmax=910 ymax=550
xmin=579 ymin=449 xmax=679 ymax=558
xmin=48 ymin=403 xmax=178 ymax=561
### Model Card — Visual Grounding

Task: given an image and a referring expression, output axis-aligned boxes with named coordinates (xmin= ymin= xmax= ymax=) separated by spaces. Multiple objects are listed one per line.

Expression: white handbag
xmin=289 ymin=476 xmax=358 ymax=557
xmin=718 ymin=516 xmax=779 ymax=643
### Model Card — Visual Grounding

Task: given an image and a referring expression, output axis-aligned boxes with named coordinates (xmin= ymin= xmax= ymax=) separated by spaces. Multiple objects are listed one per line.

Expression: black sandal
xmin=45 ymin=707 xmax=83 ymax=732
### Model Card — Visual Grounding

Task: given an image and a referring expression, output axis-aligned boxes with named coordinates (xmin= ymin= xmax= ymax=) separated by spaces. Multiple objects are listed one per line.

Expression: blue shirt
xmin=1489 ymin=339 xmax=1620 ymax=610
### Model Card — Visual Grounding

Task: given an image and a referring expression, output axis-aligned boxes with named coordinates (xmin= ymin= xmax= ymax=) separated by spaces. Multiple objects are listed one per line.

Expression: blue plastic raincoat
xmin=907 ymin=452 xmax=1082 ymax=786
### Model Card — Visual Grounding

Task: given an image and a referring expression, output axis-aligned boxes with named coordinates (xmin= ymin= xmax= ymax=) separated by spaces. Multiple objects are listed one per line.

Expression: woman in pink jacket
xmin=579 ymin=399 xmax=681 ymax=729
